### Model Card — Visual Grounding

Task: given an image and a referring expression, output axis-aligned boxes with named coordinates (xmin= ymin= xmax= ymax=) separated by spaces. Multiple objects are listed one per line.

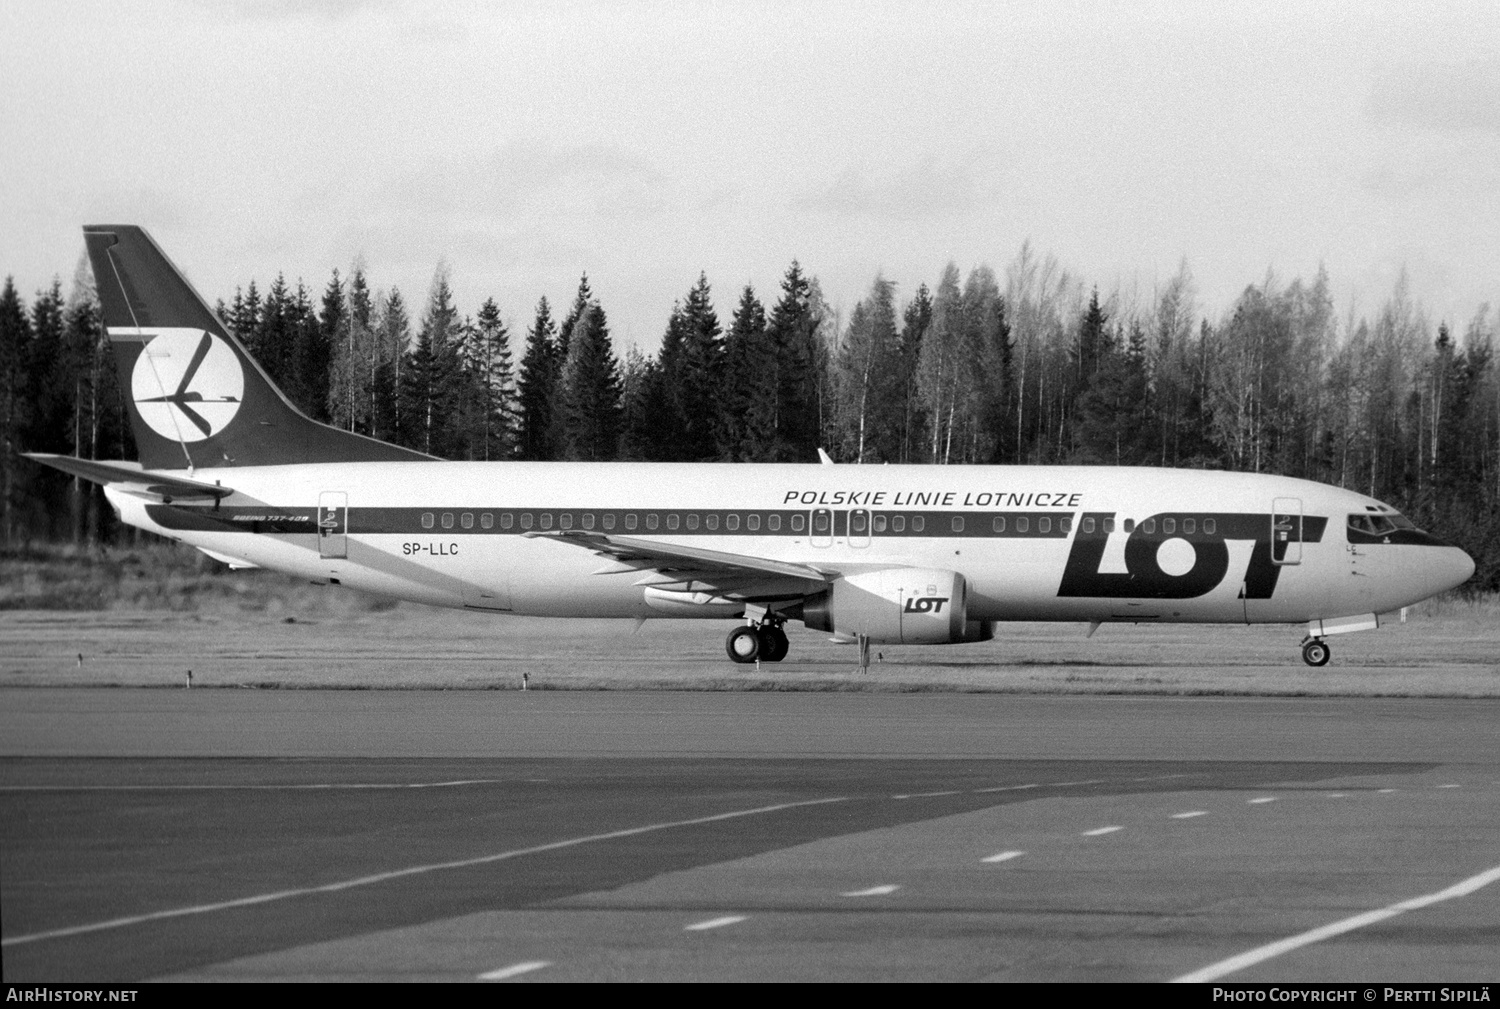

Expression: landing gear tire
xmin=759 ymin=625 xmax=789 ymax=663
xmin=726 ymin=625 xmax=761 ymax=663
xmin=1302 ymin=639 xmax=1331 ymax=667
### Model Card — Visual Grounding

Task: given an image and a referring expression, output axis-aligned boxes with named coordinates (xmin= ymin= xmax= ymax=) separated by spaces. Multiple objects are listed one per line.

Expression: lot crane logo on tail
xmin=127 ymin=328 xmax=244 ymax=442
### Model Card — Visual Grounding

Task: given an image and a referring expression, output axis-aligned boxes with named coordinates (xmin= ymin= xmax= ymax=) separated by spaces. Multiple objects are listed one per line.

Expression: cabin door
xmin=1271 ymin=497 xmax=1303 ymax=565
xmin=318 ymin=491 xmax=347 ymax=560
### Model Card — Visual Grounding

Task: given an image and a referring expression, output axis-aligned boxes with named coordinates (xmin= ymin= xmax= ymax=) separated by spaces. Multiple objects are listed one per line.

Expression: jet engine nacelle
xmin=801 ymin=568 xmax=991 ymax=644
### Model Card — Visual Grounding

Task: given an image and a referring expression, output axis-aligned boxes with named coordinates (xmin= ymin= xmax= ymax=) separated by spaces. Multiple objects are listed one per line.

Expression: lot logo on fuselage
xmin=128 ymin=329 xmax=244 ymax=442
xmin=1057 ymin=511 xmax=1321 ymax=600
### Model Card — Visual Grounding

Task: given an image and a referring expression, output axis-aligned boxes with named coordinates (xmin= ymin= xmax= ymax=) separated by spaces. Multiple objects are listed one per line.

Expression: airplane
xmin=26 ymin=226 xmax=1476 ymax=669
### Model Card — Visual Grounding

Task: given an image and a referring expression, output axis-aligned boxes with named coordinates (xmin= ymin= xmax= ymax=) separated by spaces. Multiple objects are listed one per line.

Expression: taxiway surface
xmin=1 ymin=690 xmax=1497 ymax=982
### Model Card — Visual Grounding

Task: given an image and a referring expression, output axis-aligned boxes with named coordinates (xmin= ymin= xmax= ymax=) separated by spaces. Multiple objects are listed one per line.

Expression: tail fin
xmin=84 ymin=225 xmax=432 ymax=470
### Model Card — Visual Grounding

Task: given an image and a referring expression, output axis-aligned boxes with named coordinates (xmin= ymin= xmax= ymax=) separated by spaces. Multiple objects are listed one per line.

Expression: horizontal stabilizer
xmin=24 ymin=454 xmax=233 ymax=500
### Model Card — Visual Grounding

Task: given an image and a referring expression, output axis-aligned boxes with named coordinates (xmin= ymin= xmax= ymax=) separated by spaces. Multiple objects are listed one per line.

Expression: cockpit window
xmin=1348 ymin=513 xmax=1415 ymax=536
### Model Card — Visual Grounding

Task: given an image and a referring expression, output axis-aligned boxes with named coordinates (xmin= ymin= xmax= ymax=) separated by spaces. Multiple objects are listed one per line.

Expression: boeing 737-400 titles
xmin=27 ymin=226 xmax=1476 ymax=668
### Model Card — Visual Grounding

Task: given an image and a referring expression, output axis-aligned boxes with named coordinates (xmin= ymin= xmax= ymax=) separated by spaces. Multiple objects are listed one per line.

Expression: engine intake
xmin=801 ymin=568 xmax=991 ymax=644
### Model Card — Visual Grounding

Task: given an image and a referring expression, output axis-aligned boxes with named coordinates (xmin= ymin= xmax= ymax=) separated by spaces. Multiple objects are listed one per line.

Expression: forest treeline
xmin=2 ymin=243 xmax=1496 ymax=593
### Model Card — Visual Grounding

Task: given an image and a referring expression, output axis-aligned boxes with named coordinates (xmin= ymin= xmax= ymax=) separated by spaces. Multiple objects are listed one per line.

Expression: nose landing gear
xmin=725 ymin=618 xmax=790 ymax=664
xmin=1301 ymin=637 xmax=1331 ymax=667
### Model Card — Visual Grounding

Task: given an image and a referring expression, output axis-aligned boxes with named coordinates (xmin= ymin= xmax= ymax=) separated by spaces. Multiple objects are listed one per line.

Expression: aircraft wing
xmin=526 ymin=530 xmax=834 ymax=600
xmin=24 ymin=454 xmax=234 ymax=501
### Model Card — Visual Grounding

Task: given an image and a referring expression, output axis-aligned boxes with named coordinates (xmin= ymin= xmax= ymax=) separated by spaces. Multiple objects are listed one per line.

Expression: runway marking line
xmin=1248 ymin=797 xmax=1277 ymax=804
xmin=1326 ymin=792 xmax=1349 ymax=798
xmin=973 ymin=784 xmax=1038 ymax=794
xmin=1171 ymin=811 xmax=1208 ymax=819
xmin=479 ymin=960 xmax=551 ymax=981
xmin=0 ymin=796 xmax=847 ymax=949
xmin=0 ymin=779 xmax=508 ymax=792
xmin=841 ymin=885 xmax=900 ymax=897
xmin=892 ymin=790 xmax=960 ymax=799
xmin=1172 ymin=863 xmax=1500 ymax=983
xmin=685 ymin=915 xmax=747 ymax=931
xmin=1437 ymin=784 xmax=1461 ymax=789
xmin=1082 ymin=826 xmax=1123 ymax=836
xmin=982 ymin=851 xmax=1025 ymax=863
xmin=1378 ymin=789 xmax=1397 ymax=794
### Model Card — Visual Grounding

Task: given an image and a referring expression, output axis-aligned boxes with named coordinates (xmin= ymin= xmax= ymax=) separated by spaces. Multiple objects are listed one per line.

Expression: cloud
xmin=1366 ymin=56 xmax=1500 ymax=135
xmin=207 ymin=0 xmax=401 ymax=21
xmin=794 ymin=155 xmax=991 ymax=221
xmin=381 ymin=141 xmax=677 ymax=223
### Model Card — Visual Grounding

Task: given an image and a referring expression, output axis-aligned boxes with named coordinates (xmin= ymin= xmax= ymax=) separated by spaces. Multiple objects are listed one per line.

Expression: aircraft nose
xmin=1430 ymin=546 xmax=1476 ymax=595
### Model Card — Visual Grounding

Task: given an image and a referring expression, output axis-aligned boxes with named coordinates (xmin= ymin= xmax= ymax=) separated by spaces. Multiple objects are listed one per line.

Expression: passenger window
xmin=461 ymin=513 xmax=473 ymax=530
xmin=768 ymin=515 xmax=781 ymax=531
xmin=1039 ymin=517 xmax=1051 ymax=533
xmin=625 ymin=514 xmax=638 ymax=531
xmin=727 ymin=514 xmax=740 ymax=531
xmin=560 ymin=513 xmax=572 ymax=530
xmin=1204 ymin=519 xmax=1216 ymax=535
xmin=666 ymin=514 xmax=679 ymax=531
xmin=500 ymin=513 xmax=513 ymax=530
xmin=813 ymin=512 xmax=829 ymax=533
xmin=1123 ymin=519 xmax=1135 ymax=533
xmin=705 ymin=514 xmax=718 ymax=531
xmin=1016 ymin=517 xmax=1029 ymax=533
xmin=603 ymin=514 xmax=616 ymax=531
xmin=582 ymin=513 xmax=595 ymax=530
xmin=1083 ymin=517 xmax=1095 ymax=533
xmin=873 ymin=515 xmax=886 ymax=533
xmin=993 ymin=516 xmax=1006 ymax=533
xmin=852 ymin=512 xmax=867 ymax=533
xmin=422 ymin=512 xmax=434 ymax=530
xmin=1142 ymin=519 xmax=1155 ymax=534
xmin=520 ymin=513 xmax=533 ymax=530
xmin=952 ymin=516 xmax=964 ymax=533
xmin=1061 ymin=517 xmax=1072 ymax=533
xmin=539 ymin=513 xmax=553 ymax=530
xmin=912 ymin=516 xmax=925 ymax=533
xmin=646 ymin=514 xmax=660 ymax=531
xmin=480 ymin=513 xmax=493 ymax=530
xmin=792 ymin=513 xmax=806 ymax=532
xmin=1163 ymin=518 xmax=1175 ymax=534
xmin=1104 ymin=518 xmax=1115 ymax=533
xmin=893 ymin=516 xmax=906 ymax=532
xmin=748 ymin=514 xmax=761 ymax=531
xmin=1183 ymin=518 xmax=1195 ymax=534
xmin=441 ymin=512 xmax=454 ymax=530
xmin=686 ymin=514 xmax=699 ymax=531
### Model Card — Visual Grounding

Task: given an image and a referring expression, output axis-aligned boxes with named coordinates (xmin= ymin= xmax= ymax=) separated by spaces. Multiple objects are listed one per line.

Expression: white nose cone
xmin=1432 ymin=547 xmax=1476 ymax=596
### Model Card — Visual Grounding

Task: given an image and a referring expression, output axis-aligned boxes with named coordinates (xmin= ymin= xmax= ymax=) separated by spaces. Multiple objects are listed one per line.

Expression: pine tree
xmin=515 ymin=297 xmax=558 ymax=460
xmin=898 ymin=285 xmax=932 ymax=463
xmin=716 ymin=284 xmax=770 ymax=460
xmin=559 ymin=300 xmax=622 ymax=461
xmin=472 ymin=297 xmax=514 ymax=460
xmin=764 ymin=261 xmax=821 ymax=462
xmin=0 ymin=277 xmax=32 ymax=544
xmin=372 ymin=288 xmax=410 ymax=442
xmin=676 ymin=273 xmax=723 ymax=460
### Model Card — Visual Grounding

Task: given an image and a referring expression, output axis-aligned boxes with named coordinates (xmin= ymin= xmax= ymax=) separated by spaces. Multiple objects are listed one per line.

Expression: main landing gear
xmin=1301 ymin=637 xmax=1331 ymax=667
xmin=726 ymin=619 xmax=789 ymax=664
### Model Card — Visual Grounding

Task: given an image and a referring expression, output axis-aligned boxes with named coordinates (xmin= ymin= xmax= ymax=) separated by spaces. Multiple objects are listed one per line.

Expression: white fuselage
xmin=104 ymin=462 xmax=1475 ymax=631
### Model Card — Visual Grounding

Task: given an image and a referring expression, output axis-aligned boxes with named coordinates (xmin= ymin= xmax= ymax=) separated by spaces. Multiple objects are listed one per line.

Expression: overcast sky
xmin=3 ymin=1 xmax=1497 ymax=350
